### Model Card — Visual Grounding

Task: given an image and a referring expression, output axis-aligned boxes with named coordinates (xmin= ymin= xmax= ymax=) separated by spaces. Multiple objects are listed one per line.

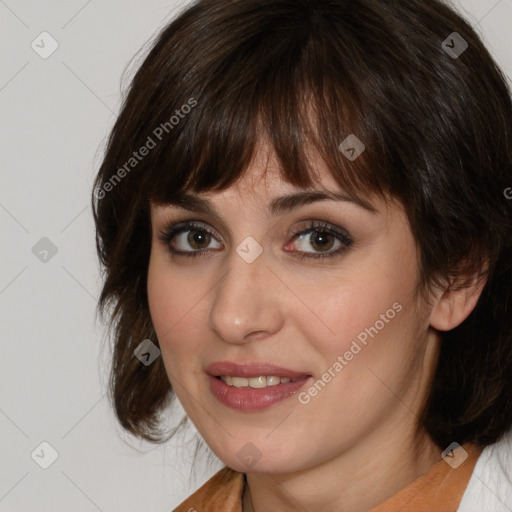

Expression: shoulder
xmin=172 ymin=466 xmax=245 ymax=512
xmin=458 ymin=428 xmax=512 ymax=512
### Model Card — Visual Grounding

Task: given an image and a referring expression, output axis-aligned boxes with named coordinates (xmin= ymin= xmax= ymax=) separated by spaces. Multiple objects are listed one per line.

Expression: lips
xmin=205 ymin=361 xmax=311 ymax=380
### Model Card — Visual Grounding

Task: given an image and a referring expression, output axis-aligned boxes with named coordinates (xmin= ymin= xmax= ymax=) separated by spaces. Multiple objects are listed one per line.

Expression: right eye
xmin=158 ymin=220 xmax=223 ymax=257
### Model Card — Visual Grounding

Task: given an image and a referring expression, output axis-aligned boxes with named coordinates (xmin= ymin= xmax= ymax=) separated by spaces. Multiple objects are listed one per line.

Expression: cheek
xmin=293 ymin=271 xmax=424 ymax=417
xmin=147 ymin=251 xmax=207 ymax=368
xmin=293 ymin=255 xmax=415 ymax=362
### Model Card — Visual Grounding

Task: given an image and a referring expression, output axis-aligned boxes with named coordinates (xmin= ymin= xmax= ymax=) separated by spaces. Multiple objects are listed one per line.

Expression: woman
xmin=92 ymin=0 xmax=512 ymax=510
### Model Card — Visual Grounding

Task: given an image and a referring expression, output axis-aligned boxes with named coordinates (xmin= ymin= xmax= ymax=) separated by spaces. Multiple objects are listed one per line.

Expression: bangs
xmin=140 ymin=2 xmax=396 ymax=205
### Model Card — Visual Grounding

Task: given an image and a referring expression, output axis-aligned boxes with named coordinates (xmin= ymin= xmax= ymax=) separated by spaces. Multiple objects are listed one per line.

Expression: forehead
xmin=202 ymin=141 xmax=339 ymax=201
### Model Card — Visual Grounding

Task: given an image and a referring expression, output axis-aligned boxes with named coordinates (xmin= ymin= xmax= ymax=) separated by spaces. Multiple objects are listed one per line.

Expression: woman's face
xmin=147 ymin=144 xmax=439 ymax=474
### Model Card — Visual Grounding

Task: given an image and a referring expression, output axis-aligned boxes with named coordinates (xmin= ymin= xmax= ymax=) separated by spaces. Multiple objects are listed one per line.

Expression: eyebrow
xmin=162 ymin=190 xmax=378 ymax=217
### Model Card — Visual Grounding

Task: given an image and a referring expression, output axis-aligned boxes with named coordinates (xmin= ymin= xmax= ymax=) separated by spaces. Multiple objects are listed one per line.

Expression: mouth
xmin=206 ymin=361 xmax=312 ymax=410
xmin=214 ymin=375 xmax=306 ymax=388
xmin=206 ymin=360 xmax=311 ymax=381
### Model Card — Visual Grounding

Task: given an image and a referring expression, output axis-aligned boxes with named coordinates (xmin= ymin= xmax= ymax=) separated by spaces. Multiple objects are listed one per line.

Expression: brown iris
xmin=309 ymin=231 xmax=335 ymax=252
xmin=188 ymin=230 xmax=211 ymax=250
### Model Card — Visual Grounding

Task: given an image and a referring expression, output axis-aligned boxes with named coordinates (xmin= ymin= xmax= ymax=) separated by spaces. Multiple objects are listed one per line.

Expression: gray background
xmin=1 ymin=0 xmax=511 ymax=510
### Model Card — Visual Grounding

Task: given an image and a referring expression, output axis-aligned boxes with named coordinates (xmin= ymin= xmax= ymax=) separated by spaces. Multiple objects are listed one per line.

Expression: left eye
xmin=283 ymin=221 xmax=353 ymax=259
xmin=289 ymin=230 xmax=343 ymax=253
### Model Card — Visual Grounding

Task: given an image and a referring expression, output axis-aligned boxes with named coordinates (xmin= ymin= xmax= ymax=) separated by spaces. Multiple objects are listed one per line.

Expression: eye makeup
xmin=157 ymin=218 xmax=353 ymax=260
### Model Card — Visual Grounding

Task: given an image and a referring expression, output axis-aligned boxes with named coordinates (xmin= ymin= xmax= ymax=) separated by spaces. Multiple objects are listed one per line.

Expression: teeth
xmin=219 ymin=375 xmax=298 ymax=388
xmin=248 ymin=376 xmax=267 ymax=388
xmin=231 ymin=376 xmax=249 ymax=387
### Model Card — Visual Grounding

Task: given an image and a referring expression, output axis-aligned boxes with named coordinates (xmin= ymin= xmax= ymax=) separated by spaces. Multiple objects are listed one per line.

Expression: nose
xmin=208 ymin=246 xmax=285 ymax=344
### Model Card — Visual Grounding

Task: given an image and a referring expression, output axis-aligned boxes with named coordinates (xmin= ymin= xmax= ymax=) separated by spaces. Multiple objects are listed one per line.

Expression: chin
xmin=210 ymin=441 xmax=304 ymax=475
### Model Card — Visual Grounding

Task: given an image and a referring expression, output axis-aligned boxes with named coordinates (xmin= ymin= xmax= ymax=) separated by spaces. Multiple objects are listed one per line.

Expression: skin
xmin=147 ymin=143 xmax=485 ymax=512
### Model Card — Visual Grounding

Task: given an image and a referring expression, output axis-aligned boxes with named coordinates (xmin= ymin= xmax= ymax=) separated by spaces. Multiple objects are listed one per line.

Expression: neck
xmin=242 ymin=424 xmax=441 ymax=512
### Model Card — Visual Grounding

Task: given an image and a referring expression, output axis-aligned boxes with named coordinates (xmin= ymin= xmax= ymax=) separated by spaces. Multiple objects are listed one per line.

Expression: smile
xmin=218 ymin=375 xmax=303 ymax=388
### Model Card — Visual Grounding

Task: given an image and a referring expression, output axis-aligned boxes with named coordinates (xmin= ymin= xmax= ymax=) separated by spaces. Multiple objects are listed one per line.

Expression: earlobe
xmin=429 ymin=273 xmax=487 ymax=332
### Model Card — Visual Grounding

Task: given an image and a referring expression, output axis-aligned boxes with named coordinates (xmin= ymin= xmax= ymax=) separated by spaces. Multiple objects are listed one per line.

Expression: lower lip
xmin=208 ymin=375 xmax=312 ymax=411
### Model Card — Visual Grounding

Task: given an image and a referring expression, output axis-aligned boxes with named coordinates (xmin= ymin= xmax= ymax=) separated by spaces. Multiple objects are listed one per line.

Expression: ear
xmin=429 ymin=270 xmax=488 ymax=332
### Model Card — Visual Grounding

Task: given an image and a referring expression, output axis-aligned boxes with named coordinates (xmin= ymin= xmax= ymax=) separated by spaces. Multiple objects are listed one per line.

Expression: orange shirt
xmin=173 ymin=443 xmax=482 ymax=512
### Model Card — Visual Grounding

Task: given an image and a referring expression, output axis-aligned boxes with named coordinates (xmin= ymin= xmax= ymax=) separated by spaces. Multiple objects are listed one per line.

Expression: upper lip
xmin=206 ymin=361 xmax=311 ymax=379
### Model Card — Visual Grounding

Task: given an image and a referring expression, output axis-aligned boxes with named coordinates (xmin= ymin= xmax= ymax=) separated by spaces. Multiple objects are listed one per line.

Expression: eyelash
xmin=157 ymin=220 xmax=353 ymax=260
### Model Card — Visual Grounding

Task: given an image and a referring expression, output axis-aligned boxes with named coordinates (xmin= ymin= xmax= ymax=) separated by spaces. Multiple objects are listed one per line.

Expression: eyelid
xmin=157 ymin=219 xmax=223 ymax=245
xmin=287 ymin=219 xmax=352 ymax=243
xmin=158 ymin=216 xmax=225 ymax=237
xmin=284 ymin=220 xmax=353 ymax=259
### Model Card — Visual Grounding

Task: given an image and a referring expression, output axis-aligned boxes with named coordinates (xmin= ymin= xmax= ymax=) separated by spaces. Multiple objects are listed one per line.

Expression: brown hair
xmin=92 ymin=0 xmax=512 ymax=449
